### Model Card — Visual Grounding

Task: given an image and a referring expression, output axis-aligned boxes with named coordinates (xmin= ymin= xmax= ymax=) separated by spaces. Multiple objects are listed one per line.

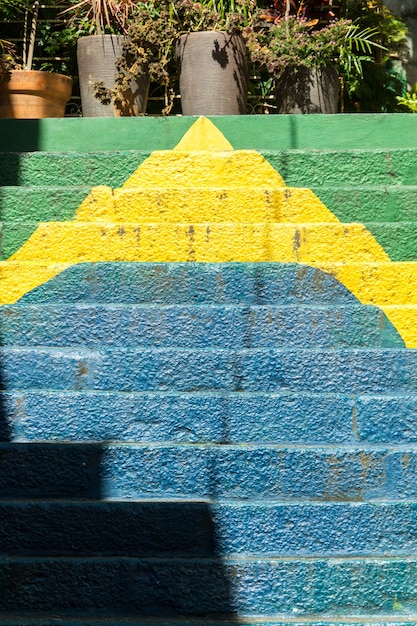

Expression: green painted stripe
xmin=0 ymin=223 xmax=40 ymax=260
xmin=0 ymin=188 xmax=90 ymax=221
xmin=312 ymin=187 xmax=417 ymax=223
xmin=264 ymin=149 xmax=417 ymax=187
xmin=362 ymin=223 xmax=417 ymax=262
xmin=1 ymin=115 xmax=417 ymax=152
xmin=0 ymin=152 xmax=149 ymax=187
xmin=0 ymin=117 xmax=196 ymax=153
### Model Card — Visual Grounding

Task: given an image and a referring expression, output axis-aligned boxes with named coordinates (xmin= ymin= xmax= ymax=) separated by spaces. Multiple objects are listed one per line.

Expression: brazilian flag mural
xmin=1 ymin=117 xmax=417 ymax=620
xmin=1 ymin=116 xmax=417 ymax=346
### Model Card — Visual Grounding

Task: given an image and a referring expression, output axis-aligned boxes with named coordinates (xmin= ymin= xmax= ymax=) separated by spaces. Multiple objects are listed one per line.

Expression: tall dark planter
xmin=176 ymin=31 xmax=249 ymax=115
xmin=275 ymin=66 xmax=339 ymax=114
xmin=77 ymin=34 xmax=150 ymax=117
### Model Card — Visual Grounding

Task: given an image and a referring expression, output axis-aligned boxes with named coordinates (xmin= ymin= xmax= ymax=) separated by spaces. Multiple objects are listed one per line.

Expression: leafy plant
xmin=97 ymin=0 xmax=254 ymax=114
xmin=62 ymin=0 xmax=139 ymax=35
xmin=0 ymin=37 xmax=17 ymax=79
xmin=397 ymin=83 xmax=417 ymax=113
xmin=333 ymin=1 xmax=409 ymax=111
xmin=341 ymin=0 xmax=408 ymax=59
xmin=243 ymin=14 xmax=383 ymax=81
xmin=0 ymin=0 xmax=75 ymax=77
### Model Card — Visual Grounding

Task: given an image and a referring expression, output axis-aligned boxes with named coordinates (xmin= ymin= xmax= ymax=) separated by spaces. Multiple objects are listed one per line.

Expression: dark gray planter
xmin=77 ymin=34 xmax=149 ymax=117
xmin=275 ymin=66 xmax=339 ymax=114
xmin=176 ymin=31 xmax=249 ymax=115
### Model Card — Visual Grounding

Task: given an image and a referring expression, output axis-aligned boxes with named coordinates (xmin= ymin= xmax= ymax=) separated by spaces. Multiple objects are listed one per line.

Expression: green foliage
xmin=243 ymin=15 xmax=382 ymax=83
xmin=337 ymin=1 xmax=409 ymax=111
xmin=397 ymin=84 xmax=417 ymax=113
xmin=341 ymin=0 xmax=409 ymax=59
xmin=100 ymin=0 xmax=254 ymax=114
xmin=0 ymin=0 xmax=77 ymax=74
xmin=36 ymin=23 xmax=78 ymax=75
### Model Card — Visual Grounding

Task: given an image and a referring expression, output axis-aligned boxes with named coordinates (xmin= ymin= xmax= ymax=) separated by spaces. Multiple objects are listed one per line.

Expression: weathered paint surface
xmin=1 ymin=117 xmax=417 ymax=347
xmin=2 ymin=115 xmax=417 ymax=623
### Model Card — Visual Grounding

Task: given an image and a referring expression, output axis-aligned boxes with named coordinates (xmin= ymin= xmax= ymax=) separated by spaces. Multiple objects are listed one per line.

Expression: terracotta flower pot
xmin=275 ymin=66 xmax=339 ymax=114
xmin=0 ymin=70 xmax=73 ymax=119
xmin=176 ymin=31 xmax=249 ymax=116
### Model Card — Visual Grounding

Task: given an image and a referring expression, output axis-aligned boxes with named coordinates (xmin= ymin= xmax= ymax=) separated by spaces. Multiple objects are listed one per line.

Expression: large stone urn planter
xmin=176 ymin=31 xmax=249 ymax=115
xmin=77 ymin=34 xmax=150 ymax=117
xmin=0 ymin=70 xmax=73 ymax=118
xmin=275 ymin=66 xmax=339 ymax=114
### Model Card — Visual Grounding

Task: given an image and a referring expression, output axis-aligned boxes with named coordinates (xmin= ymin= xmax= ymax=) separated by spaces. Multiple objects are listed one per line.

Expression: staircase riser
xmin=1 ymin=149 xmax=417 ymax=187
xmin=0 ymin=443 xmax=415 ymax=501
xmin=265 ymin=150 xmax=417 ymax=187
xmin=0 ymin=153 xmax=148 ymax=187
xmin=0 ymin=622 xmax=415 ymax=626
xmin=0 ymin=188 xmax=90 ymax=220
xmin=1 ymin=558 xmax=417 ymax=616
xmin=1 ymin=502 xmax=417 ymax=557
xmin=313 ymin=187 xmax=417 ymax=223
xmin=6 ymin=223 xmax=391 ymax=264
xmin=4 ymin=391 xmax=417 ymax=445
xmin=18 ymin=263 xmax=357 ymax=305
xmin=0 ymin=612 xmax=415 ymax=626
xmin=0 ymin=390 xmax=356 ymax=444
xmin=4 ymin=221 xmax=417 ymax=262
xmin=1 ymin=348 xmax=413 ymax=393
xmin=0 ymin=305 xmax=401 ymax=349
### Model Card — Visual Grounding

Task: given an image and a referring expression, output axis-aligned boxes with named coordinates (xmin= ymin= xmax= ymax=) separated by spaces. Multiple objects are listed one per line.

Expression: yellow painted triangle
xmin=120 ymin=117 xmax=285 ymax=189
xmin=173 ymin=117 xmax=234 ymax=151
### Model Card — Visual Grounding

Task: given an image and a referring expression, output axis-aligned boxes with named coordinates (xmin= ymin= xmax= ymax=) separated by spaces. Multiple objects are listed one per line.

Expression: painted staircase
xmin=1 ymin=115 xmax=417 ymax=624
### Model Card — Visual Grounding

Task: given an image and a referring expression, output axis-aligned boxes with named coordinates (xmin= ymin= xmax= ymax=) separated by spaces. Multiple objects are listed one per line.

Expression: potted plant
xmin=104 ymin=0 xmax=177 ymax=115
xmin=112 ymin=0 xmax=255 ymax=116
xmin=0 ymin=0 xmax=73 ymax=118
xmin=173 ymin=0 xmax=254 ymax=115
xmin=243 ymin=0 xmax=385 ymax=113
xmin=64 ymin=0 xmax=149 ymax=116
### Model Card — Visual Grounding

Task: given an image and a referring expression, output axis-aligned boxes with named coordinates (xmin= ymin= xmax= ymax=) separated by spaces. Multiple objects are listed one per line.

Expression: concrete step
xmin=1 ymin=148 xmax=417 ymax=187
xmin=0 ymin=304 xmax=402 ymax=349
xmin=0 ymin=186 xmax=334 ymax=226
xmin=16 ymin=263 xmax=360 ymax=306
xmin=1 ymin=390 xmax=415 ymax=446
xmin=0 ymin=186 xmax=91 ymax=220
xmin=5 ymin=222 xmax=389 ymax=263
xmin=4 ymin=218 xmax=417 ymax=262
xmin=1 ymin=346 xmax=413 ymax=394
xmin=4 ymin=185 xmax=417 ymax=225
xmin=1 ymin=555 xmax=417 ymax=617
xmin=2 ymin=500 xmax=417 ymax=558
xmin=0 ymin=441 xmax=414 ymax=501
xmin=0 ymin=616 xmax=417 ymax=626
xmin=0 ymin=151 xmax=148 ymax=187
xmin=359 ymin=223 xmax=417 ymax=262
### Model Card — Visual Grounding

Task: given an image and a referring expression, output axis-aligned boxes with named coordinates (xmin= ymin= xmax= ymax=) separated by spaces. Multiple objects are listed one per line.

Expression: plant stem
xmin=26 ymin=0 xmax=39 ymax=71
xmin=92 ymin=0 xmax=103 ymax=35
xmin=285 ymin=0 xmax=290 ymax=19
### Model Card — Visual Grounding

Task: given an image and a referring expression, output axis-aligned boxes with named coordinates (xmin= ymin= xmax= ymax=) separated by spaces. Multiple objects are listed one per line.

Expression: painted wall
xmin=1 ymin=115 xmax=417 ymax=623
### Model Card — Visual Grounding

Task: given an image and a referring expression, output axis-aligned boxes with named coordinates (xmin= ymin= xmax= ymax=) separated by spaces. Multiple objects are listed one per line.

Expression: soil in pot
xmin=275 ymin=66 xmax=339 ymax=114
xmin=77 ymin=34 xmax=150 ymax=117
xmin=176 ymin=31 xmax=249 ymax=115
